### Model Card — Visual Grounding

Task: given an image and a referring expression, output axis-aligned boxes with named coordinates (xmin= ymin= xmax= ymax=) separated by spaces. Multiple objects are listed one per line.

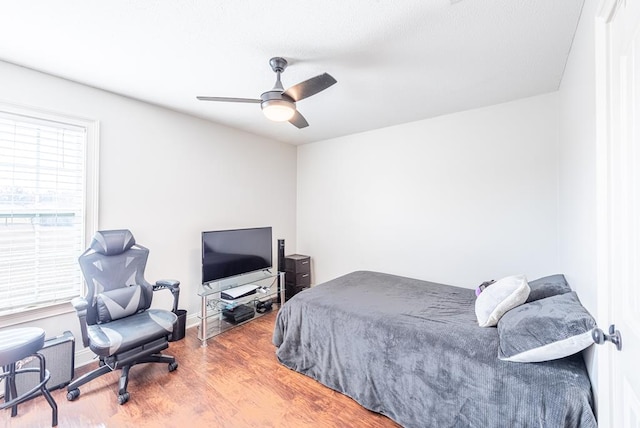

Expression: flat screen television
xmin=201 ymin=227 xmax=272 ymax=284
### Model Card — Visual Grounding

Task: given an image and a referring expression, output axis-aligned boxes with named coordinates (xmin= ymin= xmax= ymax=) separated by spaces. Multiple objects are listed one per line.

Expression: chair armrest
xmin=71 ymin=297 xmax=90 ymax=348
xmin=153 ymin=279 xmax=181 ymax=313
xmin=71 ymin=296 xmax=88 ymax=312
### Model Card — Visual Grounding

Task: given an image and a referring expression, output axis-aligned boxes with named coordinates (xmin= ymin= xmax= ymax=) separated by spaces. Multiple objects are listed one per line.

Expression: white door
xmin=597 ymin=0 xmax=640 ymax=426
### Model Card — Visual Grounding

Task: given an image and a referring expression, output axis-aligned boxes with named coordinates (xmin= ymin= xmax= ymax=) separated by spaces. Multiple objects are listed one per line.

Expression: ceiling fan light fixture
xmin=261 ymin=99 xmax=296 ymax=122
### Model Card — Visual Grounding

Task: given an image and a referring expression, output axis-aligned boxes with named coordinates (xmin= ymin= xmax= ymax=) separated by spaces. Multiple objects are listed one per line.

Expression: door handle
xmin=592 ymin=324 xmax=622 ymax=351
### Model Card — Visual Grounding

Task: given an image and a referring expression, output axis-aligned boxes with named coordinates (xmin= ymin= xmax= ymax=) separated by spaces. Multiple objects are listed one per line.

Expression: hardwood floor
xmin=3 ymin=311 xmax=400 ymax=427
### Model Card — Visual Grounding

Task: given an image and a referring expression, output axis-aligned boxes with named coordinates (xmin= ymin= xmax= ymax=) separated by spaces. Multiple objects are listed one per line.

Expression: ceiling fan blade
xmin=284 ymin=73 xmax=337 ymax=102
xmin=289 ymin=110 xmax=309 ymax=129
xmin=196 ymin=96 xmax=261 ymax=103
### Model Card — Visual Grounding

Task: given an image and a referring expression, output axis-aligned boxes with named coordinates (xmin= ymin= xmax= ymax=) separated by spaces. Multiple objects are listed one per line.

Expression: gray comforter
xmin=273 ymin=271 xmax=596 ymax=428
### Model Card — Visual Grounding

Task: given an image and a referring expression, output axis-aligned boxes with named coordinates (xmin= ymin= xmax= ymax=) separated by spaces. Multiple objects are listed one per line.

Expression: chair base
xmin=67 ymin=350 xmax=177 ymax=405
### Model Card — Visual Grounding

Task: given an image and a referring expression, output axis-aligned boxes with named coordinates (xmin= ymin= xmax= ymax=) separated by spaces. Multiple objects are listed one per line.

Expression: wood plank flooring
xmin=3 ymin=311 xmax=400 ymax=427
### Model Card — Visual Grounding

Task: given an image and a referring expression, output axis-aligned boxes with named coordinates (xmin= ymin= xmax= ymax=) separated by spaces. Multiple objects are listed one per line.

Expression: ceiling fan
xmin=197 ymin=57 xmax=337 ymax=129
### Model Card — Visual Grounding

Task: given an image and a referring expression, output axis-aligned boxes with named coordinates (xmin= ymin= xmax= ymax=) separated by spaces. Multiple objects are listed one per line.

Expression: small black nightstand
xmin=284 ymin=254 xmax=311 ymax=300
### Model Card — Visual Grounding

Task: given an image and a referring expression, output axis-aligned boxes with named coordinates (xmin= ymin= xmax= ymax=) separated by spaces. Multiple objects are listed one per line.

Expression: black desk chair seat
xmin=0 ymin=327 xmax=58 ymax=427
xmin=85 ymin=309 xmax=176 ymax=357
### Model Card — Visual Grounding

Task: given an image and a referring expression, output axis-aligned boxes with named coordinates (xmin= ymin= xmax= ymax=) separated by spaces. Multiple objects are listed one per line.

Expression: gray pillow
xmin=526 ymin=274 xmax=571 ymax=303
xmin=96 ymin=285 xmax=146 ymax=323
xmin=497 ymin=291 xmax=596 ymax=363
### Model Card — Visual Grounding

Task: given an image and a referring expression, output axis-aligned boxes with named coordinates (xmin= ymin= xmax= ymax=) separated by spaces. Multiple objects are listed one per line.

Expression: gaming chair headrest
xmin=90 ymin=229 xmax=136 ymax=256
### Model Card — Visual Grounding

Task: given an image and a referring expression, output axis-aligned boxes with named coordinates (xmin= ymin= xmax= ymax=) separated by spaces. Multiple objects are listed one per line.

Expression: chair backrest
xmin=79 ymin=229 xmax=154 ymax=325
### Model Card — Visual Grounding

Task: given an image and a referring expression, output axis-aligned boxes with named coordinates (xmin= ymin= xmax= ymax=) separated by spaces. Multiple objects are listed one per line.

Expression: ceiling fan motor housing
xmin=261 ymin=90 xmax=294 ymax=104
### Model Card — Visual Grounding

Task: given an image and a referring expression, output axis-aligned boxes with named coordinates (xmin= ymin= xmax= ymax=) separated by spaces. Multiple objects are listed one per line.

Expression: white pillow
xmin=475 ymin=274 xmax=530 ymax=327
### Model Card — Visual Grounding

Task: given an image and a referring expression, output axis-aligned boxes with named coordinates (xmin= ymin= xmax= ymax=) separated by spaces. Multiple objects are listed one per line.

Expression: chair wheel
xmin=168 ymin=361 xmax=178 ymax=372
xmin=67 ymin=388 xmax=80 ymax=401
xmin=117 ymin=392 xmax=130 ymax=405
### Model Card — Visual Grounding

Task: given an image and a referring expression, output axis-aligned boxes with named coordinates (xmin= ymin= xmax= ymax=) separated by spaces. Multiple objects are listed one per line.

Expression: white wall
xmin=558 ymin=0 xmax=597 ymax=317
xmin=297 ymin=93 xmax=560 ymax=288
xmin=557 ymin=0 xmax=599 ymax=397
xmin=0 ymin=60 xmax=297 ymax=363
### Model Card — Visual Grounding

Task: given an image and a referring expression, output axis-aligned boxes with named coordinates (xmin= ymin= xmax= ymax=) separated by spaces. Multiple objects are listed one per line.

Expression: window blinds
xmin=0 ymin=112 xmax=86 ymax=315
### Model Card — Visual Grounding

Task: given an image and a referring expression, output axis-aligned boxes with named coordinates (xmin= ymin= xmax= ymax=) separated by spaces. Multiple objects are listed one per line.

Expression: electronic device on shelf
xmin=222 ymin=304 xmax=255 ymax=324
xmin=201 ymin=227 xmax=273 ymax=285
xmin=256 ymin=300 xmax=273 ymax=314
xmin=220 ymin=284 xmax=259 ymax=301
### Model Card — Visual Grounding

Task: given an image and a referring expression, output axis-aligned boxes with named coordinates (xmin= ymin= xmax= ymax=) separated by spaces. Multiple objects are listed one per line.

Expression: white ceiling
xmin=0 ymin=0 xmax=584 ymax=145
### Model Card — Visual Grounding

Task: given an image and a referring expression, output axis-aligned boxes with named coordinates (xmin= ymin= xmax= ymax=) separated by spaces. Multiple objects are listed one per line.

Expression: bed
xmin=272 ymin=270 xmax=597 ymax=428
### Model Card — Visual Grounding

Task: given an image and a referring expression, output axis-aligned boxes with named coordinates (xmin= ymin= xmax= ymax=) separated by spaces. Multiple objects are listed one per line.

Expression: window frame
xmin=0 ymin=101 xmax=99 ymax=325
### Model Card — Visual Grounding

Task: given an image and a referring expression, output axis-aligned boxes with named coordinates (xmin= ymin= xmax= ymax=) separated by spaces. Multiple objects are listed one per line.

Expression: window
xmin=0 ymin=104 xmax=98 ymax=317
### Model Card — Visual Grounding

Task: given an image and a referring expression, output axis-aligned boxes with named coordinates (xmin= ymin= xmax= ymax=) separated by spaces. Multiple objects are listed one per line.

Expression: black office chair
xmin=66 ymin=229 xmax=180 ymax=405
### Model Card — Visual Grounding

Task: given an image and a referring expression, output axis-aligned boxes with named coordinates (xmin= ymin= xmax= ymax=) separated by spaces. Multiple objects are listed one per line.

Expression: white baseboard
xmin=185 ymin=312 xmax=200 ymax=329
xmin=75 ymin=347 xmax=97 ymax=368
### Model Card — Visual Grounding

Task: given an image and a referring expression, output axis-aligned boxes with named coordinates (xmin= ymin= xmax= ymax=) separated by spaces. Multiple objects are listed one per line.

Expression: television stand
xmin=197 ymin=271 xmax=285 ymax=347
